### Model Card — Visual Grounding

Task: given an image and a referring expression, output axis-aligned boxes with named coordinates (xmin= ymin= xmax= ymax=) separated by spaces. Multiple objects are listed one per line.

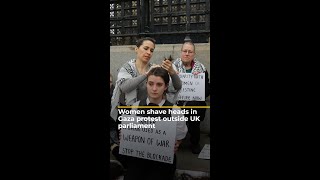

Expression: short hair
xmin=147 ymin=67 xmax=169 ymax=85
xmin=136 ymin=37 xmax=156 ymax=48
xmin=181 ymin=41 xmax=196 ymax=52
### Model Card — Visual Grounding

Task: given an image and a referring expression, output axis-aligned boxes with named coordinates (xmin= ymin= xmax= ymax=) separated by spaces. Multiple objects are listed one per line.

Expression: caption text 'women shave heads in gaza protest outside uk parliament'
xmin=117 ymin=108 xmax=190 ymax=115
xmin=117 ymin=108 xmax=201 ymax=130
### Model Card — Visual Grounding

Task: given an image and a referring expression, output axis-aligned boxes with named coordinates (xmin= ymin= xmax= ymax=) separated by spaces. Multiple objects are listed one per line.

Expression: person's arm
xmin=170 ymin=73 xmax=182 ymax=90
xmin=162 ymin=60 xmax=182 ymax=90
xmin=119 ymin=74 xmax=147 ymax=93
xmin=172 ymin=106 xmax=188 ymax=140
xmin=119 ymin=64 xmax=163 ymax=93
xmin=204 ymin=70 xmax=210 ymax=98
xmin=172 ymin=106 xmax=188 ymax=153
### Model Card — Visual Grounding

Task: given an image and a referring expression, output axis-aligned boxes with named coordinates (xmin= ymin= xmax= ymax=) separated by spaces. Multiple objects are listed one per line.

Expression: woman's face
xmin=135 ymin=40 xmax=155 ymax=63
xmin=180 ymin=43 xmax=195 ymax=65
xmin=147 ymin=75 xmax=168 ymax=100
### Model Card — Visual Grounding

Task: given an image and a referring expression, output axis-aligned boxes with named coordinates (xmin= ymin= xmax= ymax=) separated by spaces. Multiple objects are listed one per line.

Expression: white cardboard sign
xmin=119 ymin=115 xmax=177 ymax=164
xmin=178 ymin=73 xmax=205 ymax=101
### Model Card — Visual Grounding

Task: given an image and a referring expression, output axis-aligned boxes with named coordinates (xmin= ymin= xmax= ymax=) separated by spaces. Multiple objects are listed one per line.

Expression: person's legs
xmin=124 ymin=156 xmax=176 ymax=180
xmin=150 ymin=155 xmax=176 ymax=180
xmin=187 ymin=120 xmax=201 ymax=154
xmin=187 ymin=108 xmax=206 ymax=154
xmin=111 ymin=145 xmax=129 ymax=169
xmin=110 ymin=160 xmax=124 ymax=180
xmin=123 ymin=158 xmax=147 ymax=180
xmin=188 ymin=121 xmax=201 ymax=145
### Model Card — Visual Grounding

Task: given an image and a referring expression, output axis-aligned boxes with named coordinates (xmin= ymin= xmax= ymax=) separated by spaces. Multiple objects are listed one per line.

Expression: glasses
xmin=181 ymin=50 xmax=194 ymax=54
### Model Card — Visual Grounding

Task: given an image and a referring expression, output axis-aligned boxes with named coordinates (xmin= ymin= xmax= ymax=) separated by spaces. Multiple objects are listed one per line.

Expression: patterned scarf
xmin=110 ymin=59 xmax=151 ymax=120
xmin=110 ymin=59 xmax=180 ymax=121
xmin=173 ymin=58 xmax=207 ymax=73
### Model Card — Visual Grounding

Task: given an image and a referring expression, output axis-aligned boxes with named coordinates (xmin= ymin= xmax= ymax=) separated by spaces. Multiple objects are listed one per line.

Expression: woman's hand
xmin=174 ymin=140 xmax=182 ymax=153
xmin=161 ymin=60 xmax=176 ymax=75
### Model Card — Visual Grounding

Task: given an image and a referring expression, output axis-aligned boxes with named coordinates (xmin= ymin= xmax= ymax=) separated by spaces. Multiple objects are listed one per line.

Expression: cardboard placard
xmin=119 ymin=115 xmax=177 ymax=164
xmin=178 ymin=73 xmax=205 ymax=101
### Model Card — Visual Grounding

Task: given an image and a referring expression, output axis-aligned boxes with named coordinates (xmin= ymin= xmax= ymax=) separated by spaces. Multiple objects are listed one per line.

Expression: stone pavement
xmin=176 ymin=133 xmax=211 ymax=172
xmin=174 ymin=133 xmax=212 ymax=179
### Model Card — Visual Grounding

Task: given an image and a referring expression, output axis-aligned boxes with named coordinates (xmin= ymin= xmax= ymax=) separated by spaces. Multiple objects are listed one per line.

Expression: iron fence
xmin=110 ymin=0 xmax=210 ymax=45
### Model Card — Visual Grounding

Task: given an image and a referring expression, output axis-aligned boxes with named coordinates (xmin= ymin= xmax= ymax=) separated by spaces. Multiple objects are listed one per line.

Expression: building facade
xmin=110 ymin=0 xmax=210 ymax=45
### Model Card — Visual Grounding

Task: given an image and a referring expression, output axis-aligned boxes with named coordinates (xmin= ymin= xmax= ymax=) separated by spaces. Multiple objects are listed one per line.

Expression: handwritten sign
xmin=119 ymin=115 xmax=177 ymax=164
xmin=178 ymin=73 xmax=205 ymax=101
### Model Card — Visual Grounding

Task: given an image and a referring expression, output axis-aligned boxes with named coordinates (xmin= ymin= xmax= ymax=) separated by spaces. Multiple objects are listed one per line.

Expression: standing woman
xmin=110 ymin=37 xmax=182 ymax=120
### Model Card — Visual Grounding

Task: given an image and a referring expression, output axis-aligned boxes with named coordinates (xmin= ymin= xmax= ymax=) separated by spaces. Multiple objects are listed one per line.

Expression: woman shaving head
xmin=110 ymin=37 xmax=181 ymax=120
xmin=146 ymin=67 xmax=169 ymax=104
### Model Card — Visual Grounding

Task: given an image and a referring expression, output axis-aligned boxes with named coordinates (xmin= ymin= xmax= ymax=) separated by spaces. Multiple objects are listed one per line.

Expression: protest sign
xmin=119 ymin=114 xmax=177 ymax=164
xmin=178 ymin=73 xmax=205 ymax=101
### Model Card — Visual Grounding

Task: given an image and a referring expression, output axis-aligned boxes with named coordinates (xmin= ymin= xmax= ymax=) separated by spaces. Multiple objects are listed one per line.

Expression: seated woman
xmin=121 ymin=67 xmax=188 ymax=180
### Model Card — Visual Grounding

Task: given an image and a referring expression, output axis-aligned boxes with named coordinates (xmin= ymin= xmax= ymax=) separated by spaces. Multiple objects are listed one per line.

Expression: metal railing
xmin=110 ymin=0 xmax=210 ymax=45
